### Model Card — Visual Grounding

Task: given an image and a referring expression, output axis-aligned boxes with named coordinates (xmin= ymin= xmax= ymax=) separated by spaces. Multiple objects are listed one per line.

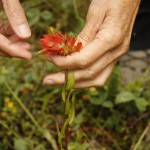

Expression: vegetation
xmin=0 ymin=0 xmax=150 ymax=149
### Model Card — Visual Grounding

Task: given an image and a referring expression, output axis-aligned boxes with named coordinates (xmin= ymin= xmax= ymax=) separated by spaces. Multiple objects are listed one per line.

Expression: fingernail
xmin=17 ymin=24 xmax=31 ymax=38
xmin=43 ymin=79 xmax=54 ymax=85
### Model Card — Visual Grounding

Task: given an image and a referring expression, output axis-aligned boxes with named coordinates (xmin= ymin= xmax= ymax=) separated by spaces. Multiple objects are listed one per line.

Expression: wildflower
xmin=39 ymin=30 xmax=82 ymax=56
xmin=7 ymin=102 xmax=14 ymax=109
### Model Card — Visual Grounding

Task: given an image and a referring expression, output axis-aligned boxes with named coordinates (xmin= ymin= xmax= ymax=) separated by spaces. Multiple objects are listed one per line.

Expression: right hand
xmin=0 ymin=0 xmax=32 ymax=60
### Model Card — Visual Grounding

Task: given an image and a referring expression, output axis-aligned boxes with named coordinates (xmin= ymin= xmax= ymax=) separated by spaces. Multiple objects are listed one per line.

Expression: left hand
xmin=43 ymin=0 xmax=141 ymax=88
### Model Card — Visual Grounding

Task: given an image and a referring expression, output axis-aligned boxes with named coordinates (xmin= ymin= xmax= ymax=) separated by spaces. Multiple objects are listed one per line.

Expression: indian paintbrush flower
xmin=39 ymin=28 xmax=82 ymax=56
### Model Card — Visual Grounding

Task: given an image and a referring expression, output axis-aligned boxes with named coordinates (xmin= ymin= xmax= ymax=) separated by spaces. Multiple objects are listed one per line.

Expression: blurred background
xmin=0 ymin=0 xmax=150 ymax=150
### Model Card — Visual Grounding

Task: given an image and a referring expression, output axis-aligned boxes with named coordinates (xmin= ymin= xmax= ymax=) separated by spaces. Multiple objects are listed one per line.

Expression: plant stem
xmin=133 ymin=122 xmax=150 ymax=150
xmin=64 ymin=69 xmax=69 ymax=150
xmin=65 ymin=125 xmax=69 ymax=150
xmin=64 ymin=69 xmax=69 ymax=99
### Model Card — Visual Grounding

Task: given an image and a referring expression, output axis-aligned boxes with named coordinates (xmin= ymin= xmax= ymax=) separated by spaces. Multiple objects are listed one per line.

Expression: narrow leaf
xmin=65 ymin=99 xmax=71 ymax=115
xmin=69 ymin=105 xmax=75 ymax=124
xmin=66 ymin=73 xmax=75 ymax=90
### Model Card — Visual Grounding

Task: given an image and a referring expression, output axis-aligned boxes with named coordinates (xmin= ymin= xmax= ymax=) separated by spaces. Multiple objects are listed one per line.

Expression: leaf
xmin=42 ymin=89 xmax=59 ymax=112
xmin=115 ymin=91 xmax=136 ymax=104
xmin=81 ymin=141 xmax=88 ymax=150
xmin=65 ymin=99 xmax=71 ymax=115
xmin=69 ymin=104 xmax=75 ymax=124
xmin=102 ymin=101 xmax=114 ymax=108
xmin=14 ymin=138 xmax=28 ymax=150
xmin=56 ymin=124 xmax=63 ymax=146
xmin=68 ymin=142 xmax=78 ymax=150
xmin=89 ymin=97 xmax=105 ymax=105
xmin=26 ymin=8 xmax=40 ymax=27
xmin=135 ymin=98 xmax=149 ymax=112
xmin=66 ymin=72 xmax=75 ymax=90
xmin=43 ymin=129 xmax=57 ymax=150
xmin=61 ymin=118 xmax=70 ymax=137
xmin=41 ymin=11 xmax=53 ymax=21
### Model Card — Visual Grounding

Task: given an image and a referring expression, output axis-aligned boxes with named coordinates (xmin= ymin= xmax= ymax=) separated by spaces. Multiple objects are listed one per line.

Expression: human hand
xmin=0 ymin=0 xmax=31 ymax=59
xmin=43 ymin=0 xmax=141 ymax=88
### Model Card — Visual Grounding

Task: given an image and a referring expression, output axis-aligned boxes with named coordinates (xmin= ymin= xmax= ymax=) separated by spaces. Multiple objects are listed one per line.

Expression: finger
xmin=74 ymin=61 xmax=116 ymax=88
xmin=15 ymin=41 xmax=31 ymax=50
xmin=1 ymin=0 xmax=31 ymax=39
xmin=0 ymin=34 xmax=32 ymax=60
xmin=43 ymin=61 xmax=116 ymax=88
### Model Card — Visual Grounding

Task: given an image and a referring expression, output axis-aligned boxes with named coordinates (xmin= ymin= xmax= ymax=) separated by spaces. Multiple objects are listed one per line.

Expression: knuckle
xmin=115 ymin=29 xmax=124 ymax=44
xmin=78 ymin=55 xmax=89 ymax=68
xmin=120 ymin=40 xmax=130 ymax=55
xmin=101 ymin=29 xmax=124 ymax=49
xmin=85 ymin=68 xmax=96 ymax=79
xmin=106 ymin=51 xmax=115 ymax=62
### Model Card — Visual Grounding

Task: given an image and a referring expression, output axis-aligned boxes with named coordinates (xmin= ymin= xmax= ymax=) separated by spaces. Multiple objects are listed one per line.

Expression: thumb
xmin=2 ymin=0 xmax=31 ymax=39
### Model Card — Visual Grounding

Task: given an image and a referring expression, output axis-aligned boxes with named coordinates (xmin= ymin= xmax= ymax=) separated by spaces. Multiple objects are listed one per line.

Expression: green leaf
xmin=115 ymin=91 xmax=136 ymax=104
xmin=56 ymin=124 xmax=63 ymax=146
xmin=42 ymin=89 xmax=59 ymax=112
xmin=14 ymin=138 xmax=28 ymax=150
xmin=69 ymin=104 xmax=75 ymax=124
xmin=135 ymin=98 xmax=149 ymax=112
xmin=68 ymin=142 xmax=78 ymax=150
xmin=81 ymin=141 xmax=88 ymax=150
xmin=26 ymin=8 xmax=40 ymax=27
xmin=61 ymin=118 xmax=70 ymax=137
xmin=66 ymin=73 xmax=75 ymax=90
xmin=65 ymin=99 xmax=71 ymax=115
xmin=41 ymin=11 xmax=53 ymax=21
xmin=89 ymin=97 xmax=105 ymax=105
xmin=43 ymin=129 xmax=57 ymax=150
xmin=102 ymin=101 xmax=114 ymax=108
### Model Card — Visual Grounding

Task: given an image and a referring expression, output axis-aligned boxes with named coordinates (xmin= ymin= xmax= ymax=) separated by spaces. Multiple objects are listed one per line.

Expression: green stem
xmin=133 ymin=122 xmax=150 ymax=150
xmin=64 ymin=69 xmax=69 ymax=150
xmin=65 ymin=69 xmax=69 ymax=99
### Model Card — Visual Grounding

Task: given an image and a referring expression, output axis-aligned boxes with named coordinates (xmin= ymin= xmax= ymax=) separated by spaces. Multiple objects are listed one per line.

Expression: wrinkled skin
xmin=44 ymin=0 xmax=141 ymax=88
xmin=0 ymin=0 xmax=31 ymax=59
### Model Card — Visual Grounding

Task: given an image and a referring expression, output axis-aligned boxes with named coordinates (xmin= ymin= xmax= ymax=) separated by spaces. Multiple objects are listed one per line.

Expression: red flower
xmin=39 ymin=32 xmax=82 ymax=56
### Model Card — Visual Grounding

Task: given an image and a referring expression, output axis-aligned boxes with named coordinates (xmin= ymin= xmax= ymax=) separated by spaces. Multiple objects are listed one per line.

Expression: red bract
xmin=39 ymin=32 xmax=82 ymax=56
